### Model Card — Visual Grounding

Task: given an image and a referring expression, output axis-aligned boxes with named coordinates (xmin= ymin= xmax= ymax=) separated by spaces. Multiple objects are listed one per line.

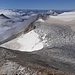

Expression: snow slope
xmin=1 ymin=30 xmax=43 ymax=52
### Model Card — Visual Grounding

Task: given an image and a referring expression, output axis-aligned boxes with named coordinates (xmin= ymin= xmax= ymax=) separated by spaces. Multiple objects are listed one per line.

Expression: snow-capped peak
xmin=36 ymin=18 xmax=45 ymax=22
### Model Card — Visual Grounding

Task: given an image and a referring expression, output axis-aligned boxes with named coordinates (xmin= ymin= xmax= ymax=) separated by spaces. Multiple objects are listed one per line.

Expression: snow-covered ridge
xmin=50 ymin=11 xmax=75 ymax=22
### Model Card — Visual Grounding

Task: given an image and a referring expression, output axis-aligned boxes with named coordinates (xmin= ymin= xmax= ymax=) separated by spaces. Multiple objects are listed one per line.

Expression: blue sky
xmin=0 ymin=0 xmax=75 ymax=9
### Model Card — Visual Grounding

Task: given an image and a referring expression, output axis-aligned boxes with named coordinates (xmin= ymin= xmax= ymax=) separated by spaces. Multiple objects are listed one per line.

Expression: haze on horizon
xmin=0 ymin=0 xmax=75 ymax=10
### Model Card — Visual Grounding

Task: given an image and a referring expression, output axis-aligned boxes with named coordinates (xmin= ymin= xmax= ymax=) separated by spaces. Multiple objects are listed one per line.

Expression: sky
xmin=0 ymin=0 xmax=75 ymax=10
